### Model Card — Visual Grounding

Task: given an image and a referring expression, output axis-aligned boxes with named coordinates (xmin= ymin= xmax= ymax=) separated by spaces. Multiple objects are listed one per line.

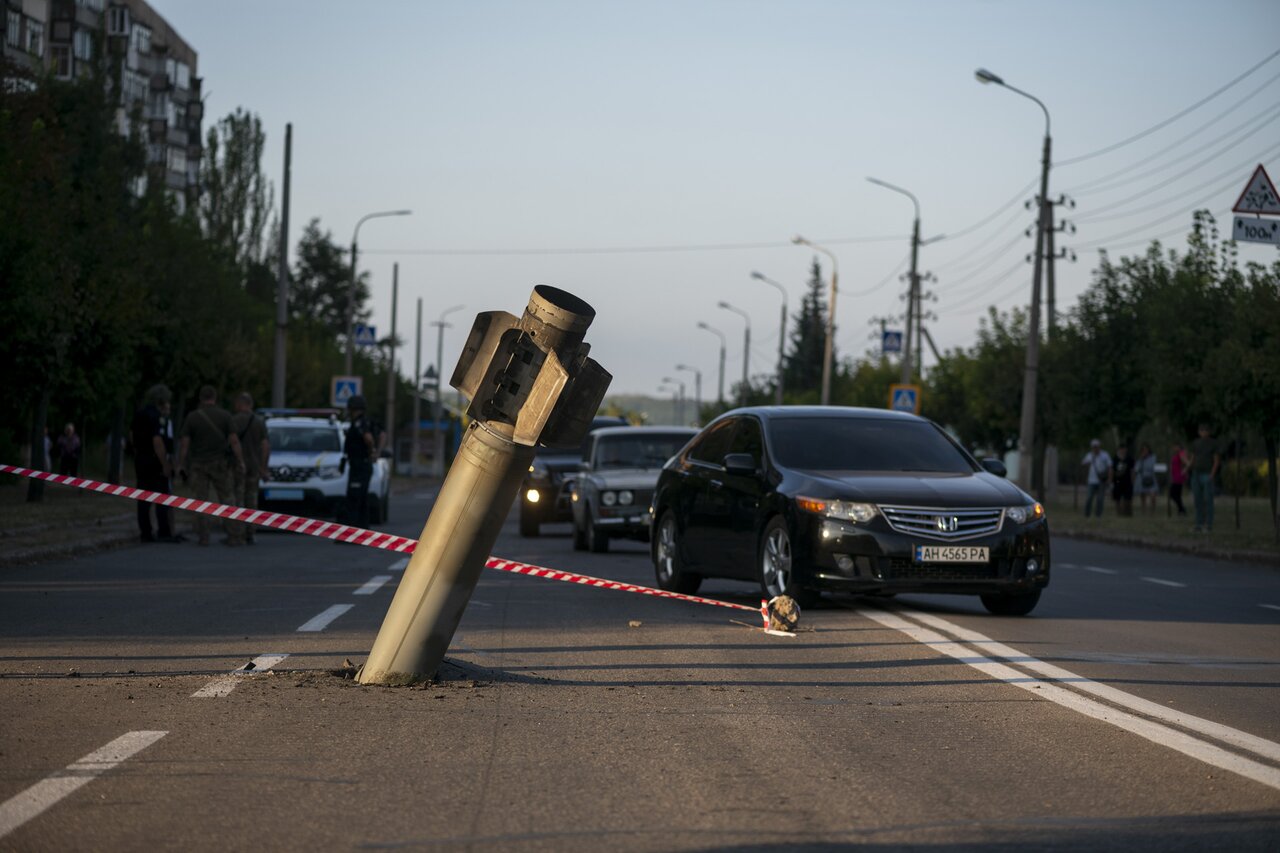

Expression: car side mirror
xmin=981 ymin=458 xmax=1007 ymax=478
xmin=577 ymin=460 xmax=591 ymax=472
xmin=722 ymin=453 xmax=757 ymax=477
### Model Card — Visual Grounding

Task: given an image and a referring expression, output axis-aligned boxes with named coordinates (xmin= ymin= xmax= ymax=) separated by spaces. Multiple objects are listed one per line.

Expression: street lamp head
xmin=717 ymin=300 xmax=730 ymax=309
xmin=791 ymin=235 xmax=808 ymax=246
xmin=750 ymin=271 xmax=764 ymax=280
xmin=696 ymin=321 xmax=710 ymax=331
xmin=975 ymin=68 xmax=1004 ymax=85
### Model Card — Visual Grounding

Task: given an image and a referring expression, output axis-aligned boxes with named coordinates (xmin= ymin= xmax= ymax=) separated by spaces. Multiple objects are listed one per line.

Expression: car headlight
xmin=529 ymin=461 xmax=549 ymax=480
xmin=1006 ymin=503 xmax=1045 ymax=525
xmin=601 ymin=491 xmax=617 ymax=506
xmin=797 ymin=496 xmax=877 ymax=523
xmin=318 ymin=464 xmax=343 ymax=480
xmin=618 ymin=490 xmax=634 ymax=506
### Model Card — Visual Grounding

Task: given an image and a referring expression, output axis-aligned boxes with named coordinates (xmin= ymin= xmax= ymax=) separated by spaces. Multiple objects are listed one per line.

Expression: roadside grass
xmin=1 ymin=477 xmax=135 ymax=556
xmin=1047 ymin=490 xmax=1280 ymax=557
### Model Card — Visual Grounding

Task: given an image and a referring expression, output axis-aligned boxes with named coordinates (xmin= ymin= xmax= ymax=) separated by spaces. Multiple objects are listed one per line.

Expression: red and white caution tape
xmin=2 ymin=464 xmax=762 ymax=620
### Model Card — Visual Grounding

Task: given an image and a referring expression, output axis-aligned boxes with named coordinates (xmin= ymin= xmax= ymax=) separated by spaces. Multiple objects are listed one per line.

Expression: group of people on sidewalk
xmin=130 ymin=384 xmax=269 ymax=547
xmin=1080 ymin=424 xmax=1223 ymax=532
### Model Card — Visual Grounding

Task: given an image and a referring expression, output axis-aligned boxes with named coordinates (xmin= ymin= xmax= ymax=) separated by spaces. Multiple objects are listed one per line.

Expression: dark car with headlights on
xmin=520 ymin=415 xmax=629 ymax=536
xmin=649 ymin=406 xmax=1050 ymax=615
xmin=571 ymin=426 xmax=697 ymax=553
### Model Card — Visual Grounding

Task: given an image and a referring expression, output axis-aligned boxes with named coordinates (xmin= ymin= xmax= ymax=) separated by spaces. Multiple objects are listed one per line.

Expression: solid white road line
xmin=0 ymin=731 xmax=167 ymax=839
xmin=354 ymin=575 xmax=392 ymax=596
xmin=869 ymin=607 xmax=1280 ymax=787
xmin=1141 ymin=576 xmax=1187 ymax=588
xmin=296 ymin=604 xmax=354 ymax=632
xmin=1082 ymin=565 xmax=1118 ymax=575
xmin=1259 ymin=604 xmax=1280 ymax=612
xmin=192 ymin=653 xmax=290 ymax=698
xmin=387 ymin=557 xmax=410 ymax=572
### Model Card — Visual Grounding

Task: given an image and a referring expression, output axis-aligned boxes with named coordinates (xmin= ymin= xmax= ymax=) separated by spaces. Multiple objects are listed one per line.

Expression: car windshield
xmin=767 ymin=417 xmax=976 ymax=474
xmin=593 ymin=433 xmax=690 ymax=470
xmin=269 ymin=426 xmax=340 ymax=453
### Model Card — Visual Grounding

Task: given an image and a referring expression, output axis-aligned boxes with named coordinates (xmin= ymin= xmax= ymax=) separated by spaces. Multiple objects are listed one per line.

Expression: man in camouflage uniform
xmin=231 ymin=392 xmax=270 ymax=544
xmin=177 ymin=385 xmax=246 ymax=546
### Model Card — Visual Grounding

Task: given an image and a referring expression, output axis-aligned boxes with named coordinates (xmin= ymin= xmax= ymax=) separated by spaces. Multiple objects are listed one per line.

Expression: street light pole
xmin=717 ymin=301 xmax=751 ymax=406
xmin=344 ymin=208 xmax=412 ymax=375
xmin=662 ymin=377 xmax=687 ymax=425
xmin=791 ymin=236 xmax=839 ymax=405
xmin=412 ymin=297 xmax=422 ymax=476
xmin=658 ymin=383 xmax=680 ymax=425
xmin=750 ymin=272 xmax=788 ymax=405
xmin=431 ymin=304 xmax=465 ymax=477
xmin=675 ymin=364 xmax=702 ymax=425
xmin=867 ymin=178 xmax=921 ymax=384
xmin=385 ymin=262 xmax=399 ymax=468
xmin=696 ymin=321 xmax=727 ymax=407
xmin=976 ymin=67 xmax=1051 ymax=492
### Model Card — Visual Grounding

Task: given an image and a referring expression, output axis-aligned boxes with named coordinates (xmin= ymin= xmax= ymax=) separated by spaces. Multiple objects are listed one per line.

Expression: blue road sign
xmin=882 ymin=329 xmax=903 ymax=354
xmin=888 ymin=383 xmax=920 ymax=414
xmin=354 ymin=323 xmax=378 ymax=347
xmin=331 ymin=375 xmax=363 ymax=408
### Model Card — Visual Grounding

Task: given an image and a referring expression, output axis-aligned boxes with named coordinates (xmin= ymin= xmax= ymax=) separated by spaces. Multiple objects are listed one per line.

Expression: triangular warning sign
xmin=1232 ymin=164 xmax=1280 ymax=215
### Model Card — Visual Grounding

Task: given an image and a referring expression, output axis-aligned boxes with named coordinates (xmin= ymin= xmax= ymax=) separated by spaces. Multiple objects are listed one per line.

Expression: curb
xmin=1054 ymin=528 xmax=1280 ymax=568
xmin=0 ymin=529 xmax=139 ymax=568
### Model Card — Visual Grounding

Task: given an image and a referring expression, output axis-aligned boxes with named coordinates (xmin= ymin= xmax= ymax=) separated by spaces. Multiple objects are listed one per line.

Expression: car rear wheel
xmin=654 ymin=511 xmax=700 ymax=594
xmin=760 ymin=517 xmax=817 ymax=607
xmin=980 ymin=589 xmax=1041 ymax=616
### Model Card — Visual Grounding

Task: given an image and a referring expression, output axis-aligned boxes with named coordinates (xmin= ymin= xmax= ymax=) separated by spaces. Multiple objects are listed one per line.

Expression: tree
xmin=783 ymin=258 xmax=833 ymax=400
xmin=198 ymin=108 xmax=274 ymax=278
xmin=291 ymin=218 xmax=370 ymax=339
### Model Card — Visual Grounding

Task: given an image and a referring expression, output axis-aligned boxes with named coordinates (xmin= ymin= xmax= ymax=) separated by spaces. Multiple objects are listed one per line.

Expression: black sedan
xmin=649 ymin=406 xmax=1050 ymax=615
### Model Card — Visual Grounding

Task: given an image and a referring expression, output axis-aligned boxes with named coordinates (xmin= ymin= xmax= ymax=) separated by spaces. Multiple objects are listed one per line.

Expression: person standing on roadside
xmin=342 ymin=395 xmax=376 ymax=527
xmin=177 ymin=386 xmax=246 ymax=547
xmin=130 ymin=385 xmax=180 ymax=543
xmin=1134 ymin=443 xmax=1158 ymax=514
xmin=56 ymin=423 xmax=81 ymax=477
xmin=1168 ymin=443 xmax=1189 ymax=516
xmin=1112 ymin=444 xmax=1135 ymax=517
xmin=231 ymin=392 xmax=270 ymax=545
xmin=1081 ymin=439 xmax=1112 ymax=518
xmin=1186 ymin=424 xmax=1221 ymax=533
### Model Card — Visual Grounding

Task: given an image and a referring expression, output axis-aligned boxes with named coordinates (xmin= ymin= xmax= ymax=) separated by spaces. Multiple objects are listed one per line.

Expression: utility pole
xmin=1044 ymin=194 xmax=1076 ymax=341
xmin=976 ymin=68 xmax=1051 ymax=492
xmin=431 ymin=305 xmax=465 ymax=477
xmin=271 ymin=123 xmax=291 ymax=408
xmin=412 ymin=297 xmax=422 ymax=476
xmin=697 ymin=322 xmax=727 ymax=406
xmin=385 ymin=263 xmax=398 ymax=468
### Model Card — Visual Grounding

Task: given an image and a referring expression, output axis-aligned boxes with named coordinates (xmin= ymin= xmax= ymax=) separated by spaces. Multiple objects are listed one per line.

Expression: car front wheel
xmin=760 ymin=516 xmax=817 ymax=607
xmin=980 ymin=589 xmax=1041 ymax=616
xmin=654 ymin=511 xmax=700 ymax=594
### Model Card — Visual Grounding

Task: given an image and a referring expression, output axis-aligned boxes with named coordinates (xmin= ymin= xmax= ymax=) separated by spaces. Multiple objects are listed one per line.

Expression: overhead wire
xmin=1054 ymin=46 xmax=1280 ymax=167
xmin=1064 ymin=70 xmax=1280 ymax=195
xmin=1074 ymin=138 xmax=1280 ymax=225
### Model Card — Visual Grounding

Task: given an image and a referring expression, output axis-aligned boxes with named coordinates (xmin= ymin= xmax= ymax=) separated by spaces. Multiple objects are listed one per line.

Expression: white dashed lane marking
xmin=192 ymin=653 xmax=290 ymax=698
xmin=0 ymin=731 xmax=167 ymax=839
xmin=354 ymin=575 xmax=392 ymax=596
xmin=1261 ymin=604 xmax=1280 ymax=612
xmin=296 ymin=604 xmax=354 ymax=632
xmin=387 ymin=557 xmax=409 ymax=571
xmin=1082 ymin=565 xmax=1118 ymax=575
xmin=1141 ymin=576 xmax=1187 ymax=588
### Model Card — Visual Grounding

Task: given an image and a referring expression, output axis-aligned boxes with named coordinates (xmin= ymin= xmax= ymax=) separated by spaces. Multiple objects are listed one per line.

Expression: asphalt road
xmin=1 ymin=487 xmax=1278 ymax=851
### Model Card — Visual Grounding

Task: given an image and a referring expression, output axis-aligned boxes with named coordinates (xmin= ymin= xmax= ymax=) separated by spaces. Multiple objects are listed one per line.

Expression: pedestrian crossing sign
xmin=888 ymin=383 xmax=921 ymax=414
xmin=882 ymin=329 xmax=903 ymax=354
xmin=331 ymin=375 xmax=362 ymax=408
xmin=354 ymin=323 xmax=378 ymax=347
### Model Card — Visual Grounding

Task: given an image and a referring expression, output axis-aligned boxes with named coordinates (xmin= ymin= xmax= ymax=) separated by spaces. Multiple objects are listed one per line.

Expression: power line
xmin=845 ymin=251 xmax=911 ymax=297
xmin=362 ymin=233 xmax=906 ymax=257
xmin=935 ymin=176 xmax=1038 ymax=242
xmin=1064 ymin=70 xmax=1280 ymax=195
xmin=1055 ymin=46 xmax=1280 ymax=167
xmin=1074 ymin=138 xmax=1280 ymax=225
xmin=933 ymin=203 xmax=1029 ymax=270
xmin=942 ymin=256 xmax=1027 ymax=312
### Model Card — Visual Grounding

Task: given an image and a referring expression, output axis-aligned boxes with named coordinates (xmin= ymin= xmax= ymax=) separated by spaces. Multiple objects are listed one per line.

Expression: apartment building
xmin=4 ymin=0 xmax=202 ymax=210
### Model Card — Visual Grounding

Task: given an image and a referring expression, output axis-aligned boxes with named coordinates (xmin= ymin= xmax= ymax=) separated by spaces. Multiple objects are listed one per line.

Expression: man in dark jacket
xmin=343 ymin=395 xmax=377 ymax=527
xmin=131 ymin=384 xmax=180 ymax=543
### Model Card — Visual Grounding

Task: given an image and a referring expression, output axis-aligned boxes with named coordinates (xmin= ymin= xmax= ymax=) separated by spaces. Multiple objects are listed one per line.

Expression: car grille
xmin=885 ymin=559 xmax=1002 ymax=581
xmin=268 ymin=465 xmax=316 ymax=483
xmin=879 ymin=505 xmax=1004 ymax=541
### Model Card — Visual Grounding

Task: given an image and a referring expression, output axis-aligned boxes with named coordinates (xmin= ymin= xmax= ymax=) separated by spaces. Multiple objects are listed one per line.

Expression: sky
xmin=155 ymin=0 xmax=1280 ymax=401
